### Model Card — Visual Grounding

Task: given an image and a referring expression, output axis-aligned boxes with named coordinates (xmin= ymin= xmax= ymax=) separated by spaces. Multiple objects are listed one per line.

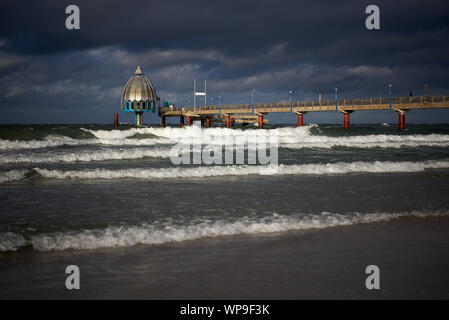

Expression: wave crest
xmin=3 ymin=126 xmax=449 ymax=150
xmin=29 ymin=160 xmax=449 ymax=180
xmin=1 ymin=210 xmax=447 ymax=252
xmin=0 ymin=147 xmax=174 ymax=164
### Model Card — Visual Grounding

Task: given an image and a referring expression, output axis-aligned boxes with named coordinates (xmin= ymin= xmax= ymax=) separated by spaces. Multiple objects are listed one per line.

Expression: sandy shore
xmin=1 ymin=216 xmax=449 ymax=299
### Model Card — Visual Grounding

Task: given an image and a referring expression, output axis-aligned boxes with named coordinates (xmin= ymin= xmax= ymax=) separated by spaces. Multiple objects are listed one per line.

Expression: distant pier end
xmin=120 ymin=66 xmax=159 ymax=127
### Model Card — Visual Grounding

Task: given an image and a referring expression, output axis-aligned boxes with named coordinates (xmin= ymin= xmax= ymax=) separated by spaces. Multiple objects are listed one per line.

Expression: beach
xmin=1 ymin=216 xmax=448 ymax=299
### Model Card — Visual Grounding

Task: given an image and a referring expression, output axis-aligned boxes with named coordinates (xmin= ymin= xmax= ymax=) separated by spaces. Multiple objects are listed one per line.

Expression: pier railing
xmin=160 ymin=95 xmax=449 ymax=114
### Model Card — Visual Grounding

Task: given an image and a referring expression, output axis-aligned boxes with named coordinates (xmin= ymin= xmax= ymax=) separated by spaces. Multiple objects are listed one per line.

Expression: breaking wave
xmin=1 ymin=210 xmax=447 ymax=252
xmin=0 ymin=135 xmax=89 ymax=150
xmin=0 ymin=169 xmax=27 ymax=183
xmin=3 ymin=126 xmax=449 ymax=151
xmin=0 ymin=133 xmax=172 ymax=151
xmin=0 ymin=159 xmax=447 ymax=183
xmin=0 ymin=147 xmax=175 ymax=164
xmin=87 ymin=126 xmax=449 ymax=149
xmin=281 ymin=133 xmax=449 ymax=149
xmin=31 ymin=160 xmax=449 ymax=180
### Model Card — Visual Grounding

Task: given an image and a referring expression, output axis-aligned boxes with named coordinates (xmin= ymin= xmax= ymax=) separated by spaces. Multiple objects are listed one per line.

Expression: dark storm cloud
xmin=0 ymin=0 xmax=448 ymax=123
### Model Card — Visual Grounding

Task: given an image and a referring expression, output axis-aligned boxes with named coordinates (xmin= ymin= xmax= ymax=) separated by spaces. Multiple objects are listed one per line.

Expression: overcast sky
xmin=1 ymin=0 xmax=449 ymax=124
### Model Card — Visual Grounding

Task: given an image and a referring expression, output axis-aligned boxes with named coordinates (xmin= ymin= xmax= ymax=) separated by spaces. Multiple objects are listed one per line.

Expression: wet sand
xmin=1 ymin=216 xmax=449 ymax=299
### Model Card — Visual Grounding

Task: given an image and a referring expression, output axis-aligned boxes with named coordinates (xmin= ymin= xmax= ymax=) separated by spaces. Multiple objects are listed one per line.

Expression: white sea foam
xmin=0 ymin=135 xmax=88 ymax=150
xmin=0 ymin=232 xmax=27 ymax=251
xmin=1 ymin=210 xmax=447 ymax=252
xmin=1 ymin=159 xmax=448 ymax=184
xmin=0 ymin=147 xmax=175 ymax=164
xmin=0 ymin=169 xmax=27 ymax=183
xmin=3 ymin=126 xmax=449 ymax=150
xmin=79 ymin=126 xmax=449 ymax=149
xmin=281 ymin=133 xmax=449 ymax=149
xmin=0 ymin=135 xmax=171 ymax=150
xmin=31 ymin=160 xmax=449 ymax=180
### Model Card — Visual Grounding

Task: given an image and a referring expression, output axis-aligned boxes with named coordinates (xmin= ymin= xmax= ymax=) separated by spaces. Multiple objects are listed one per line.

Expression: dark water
xmin=1 ymin=123 xmax=449 ymax=298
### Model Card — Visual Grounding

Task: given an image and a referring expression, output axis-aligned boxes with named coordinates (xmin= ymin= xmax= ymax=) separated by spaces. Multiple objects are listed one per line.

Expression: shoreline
xmin=1 ymin=216 xmax=449 ymax=299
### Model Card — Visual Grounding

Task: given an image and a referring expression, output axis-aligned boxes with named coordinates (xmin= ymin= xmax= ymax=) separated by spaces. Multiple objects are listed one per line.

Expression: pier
xmin=159 ymin=95 xmax=449 ymax=130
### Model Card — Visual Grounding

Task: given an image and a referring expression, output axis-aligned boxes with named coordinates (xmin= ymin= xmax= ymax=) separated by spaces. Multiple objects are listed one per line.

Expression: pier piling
xmin=114 ymin=113 xmax=119 ymax=127
xmin=258 ymin=114 xmax=264 ymax=128
xmin=344 ymin=112 xmax=350 ymax=130
xmin=161 ymin=116 xmax=166 ymax=128
xmin=399 ymin=111 xmax=406 ymax=131
xmin=297 ymin=113 xmax=303 ymax=127
xmin=225 ymin=115 xmax=231 ymax=128
xmin=180 ymin=116 xmax=184 ymax=127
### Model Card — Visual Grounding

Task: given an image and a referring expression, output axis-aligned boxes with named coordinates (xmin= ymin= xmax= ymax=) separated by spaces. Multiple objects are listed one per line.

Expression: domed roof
xmin=121 ymin=66 xmax=158 ymax=103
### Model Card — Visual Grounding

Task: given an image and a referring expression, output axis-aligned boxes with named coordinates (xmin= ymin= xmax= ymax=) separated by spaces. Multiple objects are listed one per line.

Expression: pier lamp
xmin=289 ymin=90 xmax=293 ymax=112
xmin=335 ymin=87 xmax=338 ymax=110
xmin=388 ymin=84 xmax=392 ymax=109
xmin=250 ymin=90 xmax=255 ymax=113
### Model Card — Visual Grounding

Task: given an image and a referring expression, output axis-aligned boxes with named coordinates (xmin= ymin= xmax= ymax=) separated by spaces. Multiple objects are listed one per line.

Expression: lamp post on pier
xmin=250 ymin=90 xmax=255 ymax=113
xmin=335 ymin=87 xmax=338 ymax=110
xmin=289 ymin=90 xmax=293 ymax=112
xmin=388 ymin=84 xmax=392 ymax=109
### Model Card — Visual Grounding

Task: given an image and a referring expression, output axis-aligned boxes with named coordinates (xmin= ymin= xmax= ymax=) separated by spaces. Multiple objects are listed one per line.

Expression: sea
xmin=1 ymin=123 xmax=449 ymax=299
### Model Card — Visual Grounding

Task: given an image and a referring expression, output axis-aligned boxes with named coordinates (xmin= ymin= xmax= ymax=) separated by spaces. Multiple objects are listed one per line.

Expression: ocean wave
xmin=0 ymin=169 xmax=27 ymax=183
xmin=1 ymin=210 xmax=447 ymax=252
xmin=56 ymin=126 xmax=449 ymax=150
xmin=1 ymin=160 xmax=448 ymax=183
xmin=29 ymin=160 xmax=449 ymax=180
xmin=281 ymin=133 xmax=449 ymax=149
xmin=0 ymin=147 xmax=175 ymax=164
xmin=3 ymin=126 xmax=449 ymax=150
xmin=0 ymin=135 xmax=88 ymax=150
xmin=0 ymin=134 xmax=172 ymax=150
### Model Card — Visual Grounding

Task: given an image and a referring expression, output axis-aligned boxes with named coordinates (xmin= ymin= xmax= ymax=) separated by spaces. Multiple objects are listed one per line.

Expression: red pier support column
xmin=399 ymin=112 xmax=406 ymax=131
xmin=180 ymin=116 xmax=184 ymax=127
xmin=114 ymin=113 xmax=119 ymax=127
xmin=297 ymin=113 xmax=303 ymax=127
xmin=344 ymin=112 xmax=350 ymax=130
xmin=206 ymin=117 xmax=211 ymax=128
xmin=186 ymin=116 xmax=192 ymax=126
xmin=258 ymin=114 xmax=264 ymax=128
xmin=225 ymin=116 xmax=230 ymax=128
xmin=161 ymin=116 xmax=166 ymax=128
